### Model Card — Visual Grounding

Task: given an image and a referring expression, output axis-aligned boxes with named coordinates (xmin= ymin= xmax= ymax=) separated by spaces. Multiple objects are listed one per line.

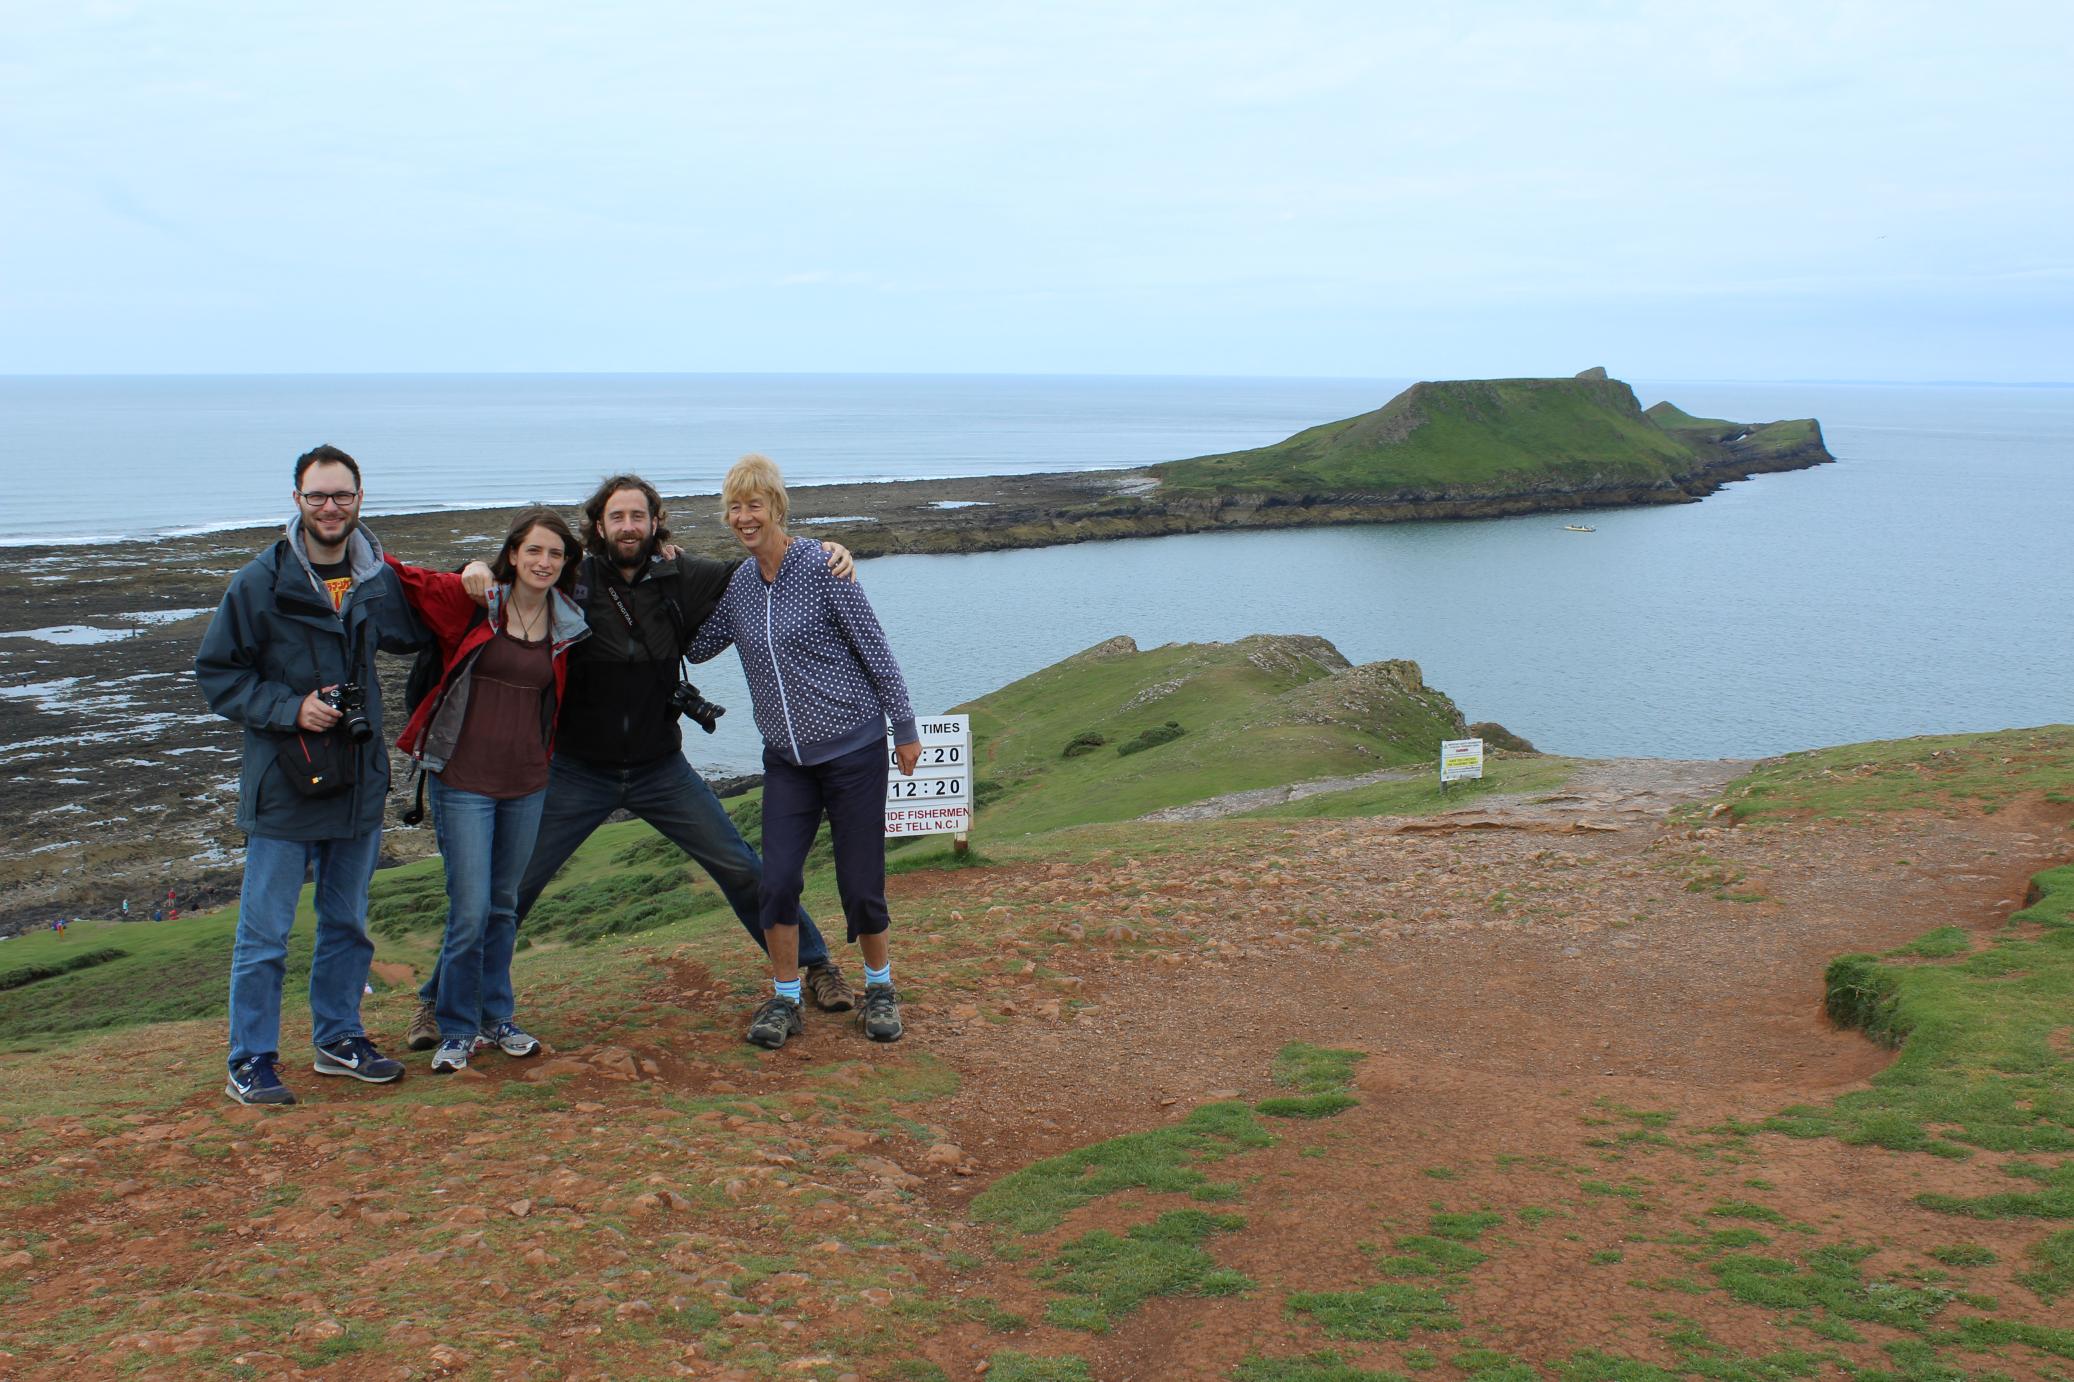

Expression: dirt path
xmin=895 ymin=787 xmax=2068 ymax=1379
xmin=1140 ymin=755 xmax=1752 ymax=825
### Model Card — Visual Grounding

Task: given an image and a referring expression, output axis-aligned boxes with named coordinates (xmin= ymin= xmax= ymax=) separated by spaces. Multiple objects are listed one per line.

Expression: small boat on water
xmin=1562 ymin=523 xmax=1596 ymax=533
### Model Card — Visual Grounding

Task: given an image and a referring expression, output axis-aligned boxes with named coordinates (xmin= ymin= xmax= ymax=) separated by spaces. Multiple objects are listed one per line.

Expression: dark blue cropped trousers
xmin=759 ymin=739 xmax=891 ymax=944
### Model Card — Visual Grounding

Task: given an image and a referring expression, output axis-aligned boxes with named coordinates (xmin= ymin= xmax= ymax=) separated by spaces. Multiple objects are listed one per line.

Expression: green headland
xmin=1150 ymin=366 xmax=1829 ymax=508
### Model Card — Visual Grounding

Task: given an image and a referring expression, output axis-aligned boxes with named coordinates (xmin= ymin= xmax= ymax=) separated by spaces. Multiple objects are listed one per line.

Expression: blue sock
xmin=774 ymin=977 xmax=802 ymax=1004
xmin=864 ymin=962 xmax=891 ymax=988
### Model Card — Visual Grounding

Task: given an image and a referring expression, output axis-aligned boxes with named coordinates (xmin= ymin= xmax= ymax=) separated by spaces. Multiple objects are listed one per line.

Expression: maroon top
xmin=439 ymin=628 xmax=554 ymax=799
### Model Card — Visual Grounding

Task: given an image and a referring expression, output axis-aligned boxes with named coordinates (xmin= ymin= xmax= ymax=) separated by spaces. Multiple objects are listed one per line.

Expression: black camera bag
xmin=275 ymin=728 xmax=355 ymax=798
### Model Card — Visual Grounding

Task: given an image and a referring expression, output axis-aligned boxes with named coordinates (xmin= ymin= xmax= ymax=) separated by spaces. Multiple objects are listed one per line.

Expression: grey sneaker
xmin=406 ymin=999 xmax=439 ymax=1052
xmin=313 ymin=1034 xmax=405 ymax=1083
xmin=481 ymin=1020 xmax=541 ymax=1057
xmin=860 ymin=983 xmax=903 ymax=1043
xmin=430 ymin=1037 xmax=472 ymax=1074
xmin=803 ymin=961 xmax=856 ymax=1012
xmin=745 ymin=996 xmax=804 ymax=1049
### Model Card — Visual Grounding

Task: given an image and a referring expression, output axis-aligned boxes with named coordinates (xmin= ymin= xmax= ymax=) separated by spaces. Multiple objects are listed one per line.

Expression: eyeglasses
xmin=298 ymin=490 xmax=361 ymax=510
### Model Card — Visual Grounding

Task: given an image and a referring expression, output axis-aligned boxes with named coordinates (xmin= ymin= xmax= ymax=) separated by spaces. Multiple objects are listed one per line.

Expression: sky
xmin=2 ymin=1 xmax=2069 ymax=381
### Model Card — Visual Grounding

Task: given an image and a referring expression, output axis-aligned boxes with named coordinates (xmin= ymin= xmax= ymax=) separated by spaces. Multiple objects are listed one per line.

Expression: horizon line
xmin=1 ymin=369 xmax=2069 ymax=388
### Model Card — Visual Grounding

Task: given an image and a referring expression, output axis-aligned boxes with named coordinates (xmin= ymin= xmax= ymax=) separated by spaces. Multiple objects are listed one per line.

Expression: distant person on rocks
xmin=386 ymin=506 xmax=589 ymax=1075
xmin=687 ymin=454 xmax=919 ymax=1049
xmin=409 ymin=474 xmax=862 ymax=1052
xmin=151 ymin=907 xmax=163 ymax=923
xmin=196 ymin=444 xmax=428 ymax=1107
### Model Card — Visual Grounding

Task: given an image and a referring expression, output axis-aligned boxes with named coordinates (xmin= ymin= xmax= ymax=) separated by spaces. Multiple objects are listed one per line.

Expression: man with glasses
xmin=196 ymin=445 xmax=428 ymax=1105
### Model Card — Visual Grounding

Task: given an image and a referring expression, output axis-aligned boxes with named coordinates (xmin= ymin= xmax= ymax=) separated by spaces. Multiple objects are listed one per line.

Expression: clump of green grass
xmin=1709 ymin=1243 xmax=1960 ymax=1334
xmin=2016 ymin=1229 xmax=2074 ymax=1304
xmin=1949 ymin=1315 xmax=2074 ymax=1360
xmin=1428 ymin=1212 xmax=1503 ymax=1241
xmin=1258 ymin=1042 xmax=1365 ymax=1119
xmin=1285 ymin=1281 xmax=1460 ymax=1341
xmin=1061 ymin=730 xmax=1106 ymax=758
xmin=983 ymin=1353 xmax=1091 ymax=1382
xmin=1561 ymin=1318 xmax=1831 ymax=1382
xmin=1707 ymin=1201 xmax=1787 ymax=1225
xmin=1451 ymin=1350 xmax=1540 ymax=1382
xmin=1927 ymin=1244 xmax=1998 ymax=1268
xmin=1289 ymin=1210 xmax=1504 ymax=1340
xmin=1233 ymin=1353 xmax=1413 ymax=1382
xmin=970 ymin=1101 xmax=1273 ymax=1234
xmin=1036 ymin=1209 xmax=1250 ymax=1333
xmin=1116 ymin=721 xmax=1185 ymax=756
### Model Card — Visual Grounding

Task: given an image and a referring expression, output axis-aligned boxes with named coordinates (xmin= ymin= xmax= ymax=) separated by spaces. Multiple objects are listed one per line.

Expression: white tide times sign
xmin=1440 ymin=737 xmax=1485 ymax=784
xmin=885 ymin=715 xmax=972 ymax=836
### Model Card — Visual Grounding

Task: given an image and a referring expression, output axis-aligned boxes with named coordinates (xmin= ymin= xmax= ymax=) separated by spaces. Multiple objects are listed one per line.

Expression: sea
xmin=2 ymin=374 xmax=2069 ymax=773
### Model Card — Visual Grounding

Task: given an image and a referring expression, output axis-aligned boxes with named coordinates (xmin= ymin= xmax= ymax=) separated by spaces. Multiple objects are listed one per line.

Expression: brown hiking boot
xmin=803 ymin=961 xmax=856 ymax=1012
xmin=406 ymin=999 xmax=439 ymax=1052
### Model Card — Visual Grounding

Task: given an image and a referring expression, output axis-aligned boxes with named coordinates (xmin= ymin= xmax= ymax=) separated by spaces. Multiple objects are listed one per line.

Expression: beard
xmin=601 ymin=531 xmax=655 ymax=567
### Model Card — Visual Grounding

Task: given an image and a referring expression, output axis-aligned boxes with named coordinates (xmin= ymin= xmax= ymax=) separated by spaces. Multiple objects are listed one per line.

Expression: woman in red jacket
xmin=388 ymin=505 xmax=588 ymax=1073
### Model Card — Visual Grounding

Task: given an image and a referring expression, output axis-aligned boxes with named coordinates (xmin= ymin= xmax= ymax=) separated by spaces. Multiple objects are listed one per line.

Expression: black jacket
xmin=554 ymin=551 xmax=739 ymax=767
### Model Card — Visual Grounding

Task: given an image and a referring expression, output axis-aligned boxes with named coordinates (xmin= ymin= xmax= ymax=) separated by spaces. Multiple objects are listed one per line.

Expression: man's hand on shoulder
xmin=821 ymin=542 xmax=855 ymax=582
xmin=461 ymin=561 xmax=493 ymax=604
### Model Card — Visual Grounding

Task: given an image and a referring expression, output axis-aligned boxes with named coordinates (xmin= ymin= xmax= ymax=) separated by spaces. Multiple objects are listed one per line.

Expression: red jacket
xmin=386 ymin=557 xmax=590 ymax=771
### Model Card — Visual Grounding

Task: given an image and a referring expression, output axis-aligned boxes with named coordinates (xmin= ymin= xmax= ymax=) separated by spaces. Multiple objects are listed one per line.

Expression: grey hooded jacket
xmin=194 ymin=517 xmax=427 ymax=841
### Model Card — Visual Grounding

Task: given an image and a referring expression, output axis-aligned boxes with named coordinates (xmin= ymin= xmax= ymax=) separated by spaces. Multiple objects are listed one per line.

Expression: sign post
xmin=886 ymin=715 xmax=973 ymax=848
xmin=1439 ymin=737 xmax=1484 ymax=795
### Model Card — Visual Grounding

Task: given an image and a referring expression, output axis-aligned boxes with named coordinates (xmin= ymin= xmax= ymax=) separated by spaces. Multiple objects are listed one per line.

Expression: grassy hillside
xmin=954 ymin=634 xmax=1472 ymax=838
xmin=1156 ymin=371 xmax=1827 ymax=497
xmin=1705 ymin=726 xmax=2074 ymax=824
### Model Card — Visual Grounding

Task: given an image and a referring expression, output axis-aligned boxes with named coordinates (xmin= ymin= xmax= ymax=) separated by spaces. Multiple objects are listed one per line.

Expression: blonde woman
xmin=687 ymin=454 xmax=920 ymax=1048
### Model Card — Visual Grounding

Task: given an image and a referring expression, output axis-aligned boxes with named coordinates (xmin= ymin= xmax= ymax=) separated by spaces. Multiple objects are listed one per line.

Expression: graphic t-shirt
xmin=310 ymin=558 xmax=351 ymax=611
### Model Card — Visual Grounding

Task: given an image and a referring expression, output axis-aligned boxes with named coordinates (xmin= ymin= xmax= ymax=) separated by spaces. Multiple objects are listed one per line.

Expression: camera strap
xmin=600 ymin=578 xmax=641 ymax=635
xmin=588 ymin=556 xmax=700 ymax=696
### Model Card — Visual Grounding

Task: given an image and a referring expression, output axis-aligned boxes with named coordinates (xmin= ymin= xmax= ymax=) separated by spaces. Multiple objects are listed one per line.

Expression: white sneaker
xmin=481 ymin=1021 xmax=541 ymax=1057
xmin=430 ymin=1037 xmax=472 ymax=1074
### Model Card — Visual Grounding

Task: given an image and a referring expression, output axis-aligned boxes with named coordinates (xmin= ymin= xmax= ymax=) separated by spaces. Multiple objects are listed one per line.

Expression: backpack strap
xmin=400 ymin=765 xmax=428 ymax=828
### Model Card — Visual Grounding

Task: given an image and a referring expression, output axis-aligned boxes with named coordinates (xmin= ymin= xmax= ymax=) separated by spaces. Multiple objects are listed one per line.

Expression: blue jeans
xmin=417 ymin=751 xmax=831 ymax=1007
xmin=228 ymin=829 xmax=383 ymax=1071
xmin=427 ymin=776 xmax=546 ymax=1039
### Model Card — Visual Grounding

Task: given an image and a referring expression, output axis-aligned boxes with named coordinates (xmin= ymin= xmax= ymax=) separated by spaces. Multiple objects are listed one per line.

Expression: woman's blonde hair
xmin=721 ymin=453 xmax=789 ymax=530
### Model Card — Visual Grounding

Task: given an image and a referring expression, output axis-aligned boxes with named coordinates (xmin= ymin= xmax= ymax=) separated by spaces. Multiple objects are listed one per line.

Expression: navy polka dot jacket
xmin=688 ymin=537 xmax=919 ymax=766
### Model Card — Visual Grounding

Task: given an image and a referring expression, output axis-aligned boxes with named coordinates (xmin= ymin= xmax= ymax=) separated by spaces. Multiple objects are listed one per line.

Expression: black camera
xmin=318 ymin=682 xmax=374 ymax=743
xmin=669 ymin=680 xmax=725 ymax=734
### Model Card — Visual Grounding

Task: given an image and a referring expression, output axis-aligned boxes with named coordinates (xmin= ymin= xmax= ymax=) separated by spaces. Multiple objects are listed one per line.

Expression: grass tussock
xmin=1036 ymin=1209 xmax=1250 ymax=1332
xmin=1258 ymin=1042 xmax=1366 ymax=1119
xmin=969 ymin=1101 xmax=1273 ymax=1235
